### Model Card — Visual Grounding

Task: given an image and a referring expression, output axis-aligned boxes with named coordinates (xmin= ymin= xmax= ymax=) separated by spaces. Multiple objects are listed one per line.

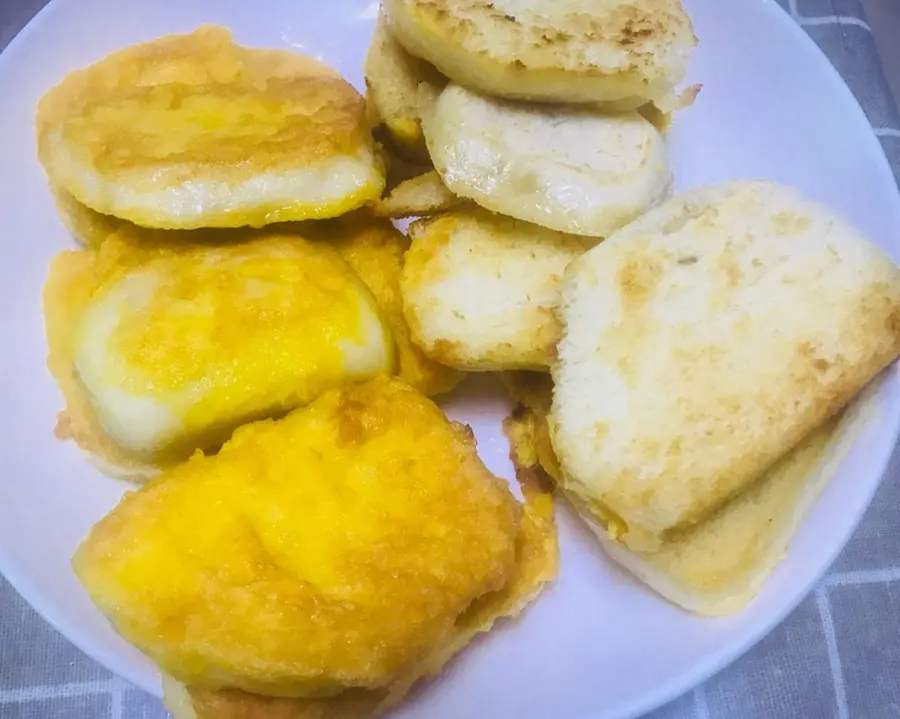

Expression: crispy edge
xmin=43 ymin=243 xmax=165 ymax=480
xmin=372 ymin=170 xmax=468 ymax=219
xmin=500 ymin=372 xmax=562 ymax=489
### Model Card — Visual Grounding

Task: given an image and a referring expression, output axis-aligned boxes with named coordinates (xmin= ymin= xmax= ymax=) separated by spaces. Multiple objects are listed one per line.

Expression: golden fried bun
xmin=37 ymin=26 xmax=385 ymax=229
xmin=49 ymin=186 xmax=463 ymax=396
xmin=552 ymin=180 xmax=900 ymax=551
xmin=365 ymin=10 xmax=446 ymax=164
xmin=74 ymin=378 xmax=524 ymax=699
xmin=425 ymin=85 xmax=672 ymax=237
xmin=161 ymin=403 xmax=558 ymax=719
xmin=44 ymin=233 xmax=392 ymax=477
xmin=305 ymin=213 xmax=465 ymax=396
xmin=48 ymin=188 xmax=460 ymax=397
xmin=164 ymin=487 xmax=555 ymax=719
xmin=401 ymin=210 xmax=592 ymax=371
xmin=383 ymin=0 xmax=697 ymax=107
xmin=51 ymin=184 xmax=239 ymax=250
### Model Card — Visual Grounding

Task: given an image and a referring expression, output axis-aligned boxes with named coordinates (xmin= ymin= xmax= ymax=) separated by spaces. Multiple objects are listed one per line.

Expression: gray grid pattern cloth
xmin=2 ymin=0 xmax=900 ymax=717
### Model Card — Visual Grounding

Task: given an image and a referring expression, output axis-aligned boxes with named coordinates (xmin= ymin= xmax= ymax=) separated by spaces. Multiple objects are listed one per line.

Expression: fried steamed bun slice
xmin=424 ymin=85 xmax=672 ymax=237
xmin=383 ymin=0 xmax=696 ymax=107
xmin=36 ymin=25 xmax=385 ymax=230
xmin=43 ymin=232 xmax=392 ymax=479
xmin=300 ymin=214 xmax=465 ymax=396
xmin=165 ymin=509 xmax=557 ymax=719
xmin=47 ymin=187 xmax=462 ymax=398
xmin=50 ymin=184 xmax=247 ymax=249
xmin=73 ymin=378 xmax=551 ymax=701
xmin=551 ymin=179 xmax=900 ymax=553
xmin=160 ymin=386 xmax=558 ymax=719
xmin=163 ymin=488 xmax=557 ymax=719
xmin=401 ymin=209 xmax=594 ymax=371
xmin=501 ymin=370 xmax=871 ymax=616
xmin=585 ymin=400 xmax=872 ymax=616
xmin=365 ymin=10 xmax=446 ymax=164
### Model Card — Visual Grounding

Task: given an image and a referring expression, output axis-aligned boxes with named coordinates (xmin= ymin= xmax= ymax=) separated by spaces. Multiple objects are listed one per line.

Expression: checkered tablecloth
xmin=2 ymin=1 xmax=900 ymax=717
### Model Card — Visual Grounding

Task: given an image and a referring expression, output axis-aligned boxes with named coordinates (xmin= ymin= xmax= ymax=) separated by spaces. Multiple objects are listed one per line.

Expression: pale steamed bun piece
xmin=425 ymin=84 xmax=672 ymax=237
xmin=586 ymin=401 xmax=871 ymax=616
xmin=402 ymin=209 xmax=594 ymax=371
xmin=551 ymin=180 xmax=900 ymax=551
xmin=383 ymin=0 xmax=697 ymax=107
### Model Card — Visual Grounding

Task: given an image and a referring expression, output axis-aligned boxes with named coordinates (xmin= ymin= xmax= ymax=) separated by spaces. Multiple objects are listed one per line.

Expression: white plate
xmin=0 ymin=1 xmax=898 ymax=717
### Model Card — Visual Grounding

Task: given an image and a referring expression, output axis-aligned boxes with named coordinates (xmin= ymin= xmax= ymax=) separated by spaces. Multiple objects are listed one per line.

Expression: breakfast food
xmin=425 ymin=85 xmax=672 ymax=237
xmin=401 ymin=210 xmax=592 ymax=371
xmin=36 ymin=26 xmax=385 ymax=229
xmin=365 ymin=10 xmax=446 ymax=163
xmin=552 ymin=180 xmax=900 ymax=553
xmin=73 ymin=378 xmax=556 ymax=712
xmin=373 ymin=169 xmax=467 ymax=219
xmin=47 ymin=186 xmax=461 ymax=397
xmin=588 ymin=402 xmax=871 ymax=615
xmin=504 ymin=370 xmax=873 ymax=615
xmin=27 ymin=0 xmax=899 ymax=706
xmin=162 ymin=455 xmax=557 ymax=718
xmin=382 ymin=0 xmax=697 ymax=107
xmin=303 ymin=213 xmax=465 ymax=396
xmin=43 ymin=233 xmax=392 ymax=478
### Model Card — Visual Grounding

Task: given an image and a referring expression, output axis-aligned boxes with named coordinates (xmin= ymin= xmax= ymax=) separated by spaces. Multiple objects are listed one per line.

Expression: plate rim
xmin=0 ymin=0 xmax=899 ymax=717
xmin=614 ymin=2 xmax=900 ymax=714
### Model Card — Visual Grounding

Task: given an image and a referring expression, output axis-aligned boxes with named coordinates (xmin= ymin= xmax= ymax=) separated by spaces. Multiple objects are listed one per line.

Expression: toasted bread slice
xmin=365 ymin=11 xmax=447 ymax=164
xmin=402 ymin=210 xmax=593 ymax=371
xmin=425 ymin=85 xmax=672 ymax=237
xmin=383 ymin=0 xmax=696 ymax=107
xmin=552 ymin=180 xmax=900 ymax=551
xmin=37 ymin=26 xmax=384 ymax=229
